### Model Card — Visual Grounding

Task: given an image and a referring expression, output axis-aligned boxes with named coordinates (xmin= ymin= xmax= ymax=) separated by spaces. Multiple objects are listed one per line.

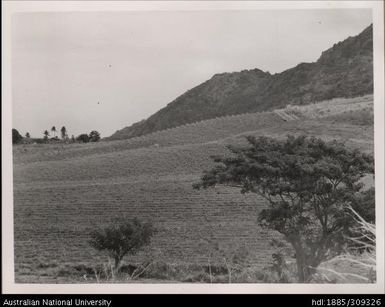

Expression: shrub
xmin=76 ymin=134 xmax=90 ymax=143
xmin=89 ymin=130 xmax=101 ymax=142
xmin=12 ymin=129 xmax=23 ymax=144
xmin=89 ymin=218 xmax=156 ymax=272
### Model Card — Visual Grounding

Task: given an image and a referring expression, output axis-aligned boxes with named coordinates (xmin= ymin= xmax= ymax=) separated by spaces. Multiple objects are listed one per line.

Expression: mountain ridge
xmin=108 ymin=24 xmax=373 ymax=140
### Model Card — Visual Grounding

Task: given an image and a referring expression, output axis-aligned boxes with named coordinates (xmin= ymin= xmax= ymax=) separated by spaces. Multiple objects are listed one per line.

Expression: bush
xmin=89 ymin=130 xmax=101 ymax=142
xmin=12 ymin=129 xmax=23 ymax=144
xmin=89 ymin=218 xmax=156 ymax=272
xmin=76 ymin=134 xmax=90 ymax=143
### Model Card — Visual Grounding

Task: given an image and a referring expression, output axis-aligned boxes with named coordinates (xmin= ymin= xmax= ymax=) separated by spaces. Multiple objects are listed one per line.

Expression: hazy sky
xmin=12 ymin=9 xmax=372 ymax=138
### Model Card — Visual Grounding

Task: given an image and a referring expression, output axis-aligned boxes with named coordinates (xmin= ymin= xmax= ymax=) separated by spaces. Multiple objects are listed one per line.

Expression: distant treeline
xmin=12 ymin=127 xmax=101 ymax=145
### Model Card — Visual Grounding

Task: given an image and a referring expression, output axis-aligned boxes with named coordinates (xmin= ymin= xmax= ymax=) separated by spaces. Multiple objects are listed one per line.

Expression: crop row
xmin=13 ymin=111 xmax=282 ymax=164
xmin=14 ymin=117 xmax=374 ymax=187
xmin=14 ymin=177 xmax=277 ymax=280
xmin=13 ymin=95 xmax=373 ymax=166
xmin=13 ymin=143 xmax=224 ymax=184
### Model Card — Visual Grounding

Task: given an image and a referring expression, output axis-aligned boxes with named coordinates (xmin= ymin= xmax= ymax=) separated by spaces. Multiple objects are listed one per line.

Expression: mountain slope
xmin=108 ymin=24 xmax=373 ymax=140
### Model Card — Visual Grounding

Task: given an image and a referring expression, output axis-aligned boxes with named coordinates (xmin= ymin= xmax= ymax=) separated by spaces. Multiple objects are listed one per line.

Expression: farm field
xmin=12 ymin=95 xmax=373 ymax=164
xmin=12 ymin=95 xmax=375 ymax=283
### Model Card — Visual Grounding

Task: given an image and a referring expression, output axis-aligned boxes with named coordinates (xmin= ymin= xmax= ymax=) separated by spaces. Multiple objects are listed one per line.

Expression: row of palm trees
xmin=43 ymin=126 xmax=70 ymax=140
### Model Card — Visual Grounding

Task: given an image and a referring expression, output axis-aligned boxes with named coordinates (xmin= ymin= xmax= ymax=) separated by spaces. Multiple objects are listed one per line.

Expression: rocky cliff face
xmin=108 ymin=24 xmax=373 ymax=141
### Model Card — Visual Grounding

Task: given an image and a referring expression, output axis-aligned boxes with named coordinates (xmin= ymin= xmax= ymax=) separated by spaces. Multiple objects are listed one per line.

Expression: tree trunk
xmin=296 ymin=256 xmax=306 ymax=283
xmin=114 ymin=256 xmax=121 ymax=272
xmin=295 ymin=251 xmax=312 ymax=283
xmin=288 ymin=236 xmax=315 ymax=283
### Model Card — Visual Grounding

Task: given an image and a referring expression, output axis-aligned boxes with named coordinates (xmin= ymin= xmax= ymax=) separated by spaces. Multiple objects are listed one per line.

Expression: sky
xmin=12 ymin=9 xmax=372 ymax=138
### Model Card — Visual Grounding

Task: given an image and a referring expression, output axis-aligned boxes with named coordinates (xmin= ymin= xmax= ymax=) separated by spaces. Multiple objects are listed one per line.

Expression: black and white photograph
xmin=2 ymin=0 xmax=384 ymax=294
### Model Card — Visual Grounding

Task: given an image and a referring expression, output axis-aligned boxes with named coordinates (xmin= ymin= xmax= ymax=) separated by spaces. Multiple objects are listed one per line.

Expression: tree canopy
xmin=89 ymin=218 xmax=156 ymax=271
xmin=194 ymin=135 xmax=374 ymax=282
xmin=43 ymin=130 xmax=50 ymax=140
xmin=12 ymin=129 xmax=23 ymax=144
xmin=89 ymin=130 xmax=101 ymax=142
xmin=76 ymin=133 xmax=90 ymax=143
xmin=60 ymin=126 xmax=67 ymax=139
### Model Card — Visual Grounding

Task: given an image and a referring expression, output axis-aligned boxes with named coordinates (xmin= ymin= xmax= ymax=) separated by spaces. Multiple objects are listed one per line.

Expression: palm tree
xmin=60 ymin=126 xmax=67 ymax=140
xmin=51 ymin=126 xmax=57 ymax=138
xmin=43 ymin=130 xmax=49 ymax=140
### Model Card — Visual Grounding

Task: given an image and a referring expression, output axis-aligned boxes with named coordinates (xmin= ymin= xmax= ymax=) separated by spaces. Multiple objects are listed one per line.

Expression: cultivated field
xmin=12 ymin=95 xmax=375 ymax=283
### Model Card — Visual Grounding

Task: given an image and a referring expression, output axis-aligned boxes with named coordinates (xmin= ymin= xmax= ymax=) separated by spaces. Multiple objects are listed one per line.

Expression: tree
xmin=51 ymin=126 xmax=57 ymax=138
xmin=89 ymin=130 xmax=101 ymax=142
xmin=89 ymin=218 xmax=156 ymax=272
xmin=350 ymin=187 xmax=375 ymax=224
xmin=76 ymin=133 xmax=90 ymax=143
xmin=43 ymin=130 xmax=50 ymax=140
xmin=12 ymin=129 xmax=23 ymax=144
xmin=25 ymin=132 xmax=31 ymax=138
xmin=194 ymin=135 xmax=374 ymax=283
xmin=60 ymin=126 xmax=67 ymax=140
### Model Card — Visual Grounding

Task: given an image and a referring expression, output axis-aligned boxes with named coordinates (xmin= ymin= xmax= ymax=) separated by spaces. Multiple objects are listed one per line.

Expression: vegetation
xmin=75 ymin=131 xmax=101 ymax=143
xmin=43 ymin=130 xmax=50 ymax=140
xmin=89 ymin=218 xmax=156 ymax=272
xmin=314 ymin=206 xmax=376 ymax=283
xmin=351 ymin=187 xmax=375 ymax=224
xmin=51 ymin=126 xmax=57 ymax=138
xmin=89 ymin=130 xmax=101 ymax=142
xmin=194 ymin=135 xmax=374 ymax=282
xmin=76 ymin=133 xmax=90 ymax=143
xmin=12 ymin=129 xmax=23 ymax=144
xmin=12 ymin=126 xmax=101 ymax=145
xmin=61 ymin=126 xmax=68 ymax=140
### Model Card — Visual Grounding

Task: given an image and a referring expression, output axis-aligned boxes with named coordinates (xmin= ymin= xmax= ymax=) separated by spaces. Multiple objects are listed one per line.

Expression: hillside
xmin=108 ymin=24 xmax=373 ymax=140
xmin=13 ymin=95 xmax=373 ymax=165
xmin=13 ymin=95 xmax=374 ymax=282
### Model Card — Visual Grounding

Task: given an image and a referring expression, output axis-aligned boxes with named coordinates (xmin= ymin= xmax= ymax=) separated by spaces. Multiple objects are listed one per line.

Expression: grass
xmin=313 ymin=206 xmax=376 ymax=283
xmin=17 ymin=258 xmax=290 ymax=284
xmin=282 ymin=95 xmax=373 ymax=120
xmin=13 ymin=95 xmax=374 ymax=283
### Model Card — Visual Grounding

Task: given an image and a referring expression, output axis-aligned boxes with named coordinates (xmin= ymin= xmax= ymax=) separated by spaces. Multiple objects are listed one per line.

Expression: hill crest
xmin=112 ymin=24 xmax=373 ymax=141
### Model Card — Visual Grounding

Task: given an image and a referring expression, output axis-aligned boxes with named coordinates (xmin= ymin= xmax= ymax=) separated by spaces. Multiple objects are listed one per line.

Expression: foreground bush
xmin=89 ymin=218 xmax=156 ymax=273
